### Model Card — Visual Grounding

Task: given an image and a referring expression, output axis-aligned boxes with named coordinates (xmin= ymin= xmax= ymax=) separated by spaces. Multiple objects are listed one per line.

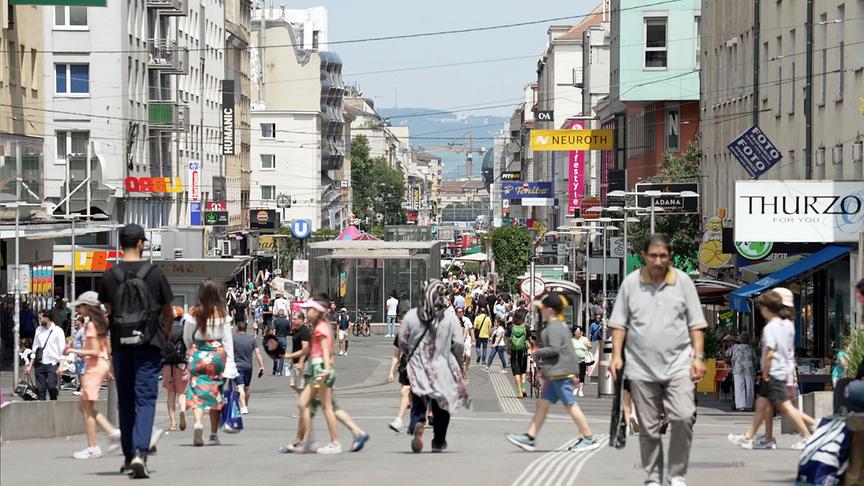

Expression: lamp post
xmin=57 ymin=214 xmax=83 ymax=301
xmin=3 ymin=201 xmax=38 ymax=383
xmin=588 ymin=205 xmax=641 ymax=276
xmin=559 ymin=221 xmax=595 ymax=330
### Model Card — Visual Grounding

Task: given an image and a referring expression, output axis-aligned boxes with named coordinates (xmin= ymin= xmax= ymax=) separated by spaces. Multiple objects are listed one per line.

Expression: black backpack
xmin=163 ymin=320 xmax=187 ymax=365
xmin=110 ymin=263 xmax=160 ymax=346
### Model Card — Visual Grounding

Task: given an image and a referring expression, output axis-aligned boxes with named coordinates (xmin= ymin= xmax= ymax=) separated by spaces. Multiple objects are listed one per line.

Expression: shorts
xmin=510 ymin=349 xmax=528 ymax=375
xmin=759 ymin=378 xmax=789 ymax=406
xmin=577 ymin=362 xmax=587 ymax=383
xmin=338 ymin=329 xmax=348 ymax=340
xmin=162 ymin=364 xmax=189 ymax=394
xmin=541 ymin=377 xmax=576 ymax=406
xmin=304 ymin=359 xmax=336 ymax=388
xmin=290 ymin=365 xmax=305 ymax=390
xmin=398 ymin=367 xmax=410 ymax=386
xmin=235 ymin=368 xmax=253 ymax=388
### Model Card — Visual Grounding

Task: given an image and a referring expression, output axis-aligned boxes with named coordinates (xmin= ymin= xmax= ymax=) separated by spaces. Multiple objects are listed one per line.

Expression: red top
xmin=309 ymin=320 xmax=334 ymax=359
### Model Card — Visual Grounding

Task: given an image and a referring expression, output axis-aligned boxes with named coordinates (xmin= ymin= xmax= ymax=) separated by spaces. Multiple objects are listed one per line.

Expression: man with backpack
xmin=508 ymin=309 xmax=529 ymax=398
xmin=98 ymin=224 xmax=174 ymax=479
xmin=162 ymin=306 xmax=188 ymax=433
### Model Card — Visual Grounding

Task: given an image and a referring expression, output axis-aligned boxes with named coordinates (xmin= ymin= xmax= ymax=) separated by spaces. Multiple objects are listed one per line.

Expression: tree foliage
xmin=490 ymin=226 xmax=533 ymax=293
xmin=350 ymin=135 xmax=406 ymax=228
xmin=274 ymin=227 xmax=303 ymax=272
xmin=626 ymin=140 xmax=702 ymax=271
xmin=311 ymin=228 xmax=339 ymax=242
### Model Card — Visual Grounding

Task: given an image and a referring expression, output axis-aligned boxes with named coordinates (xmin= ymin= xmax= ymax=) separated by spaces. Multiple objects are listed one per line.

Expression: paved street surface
xmin=1 ymin=338 xmax=801 ymax=485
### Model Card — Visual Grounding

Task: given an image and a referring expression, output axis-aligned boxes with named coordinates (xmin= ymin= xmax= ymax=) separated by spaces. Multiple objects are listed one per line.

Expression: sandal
xmin=167 ymin=424 xmax=178 ymax=432
xmin=278 ymin=443 xmax=300 ymax=454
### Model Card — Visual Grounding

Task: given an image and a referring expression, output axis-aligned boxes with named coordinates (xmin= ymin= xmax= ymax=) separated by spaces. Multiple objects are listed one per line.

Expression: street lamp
xmin=587 ymin=206 xmax=640 ymax=277
xmin=561 ymin=221 xmax=597 ymax=331
xmin=607 ymin=189 xmax=699 ymax=233
xmin=57 ymin=214 xmax=83 ymax=301
xmin=596 ymin=218 xmax=619 ymax=323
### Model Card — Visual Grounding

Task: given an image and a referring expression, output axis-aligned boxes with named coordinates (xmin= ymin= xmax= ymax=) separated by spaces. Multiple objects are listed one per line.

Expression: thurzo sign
xmin=735 ymin=181 xmax=864 ymax=243
xmin=221 ymin=80 xmax=235 ymax=156
xmin=727 ymin=125 xmax=782 ymax=179
xmin=530 ymin=129 xmax=613 ymax=151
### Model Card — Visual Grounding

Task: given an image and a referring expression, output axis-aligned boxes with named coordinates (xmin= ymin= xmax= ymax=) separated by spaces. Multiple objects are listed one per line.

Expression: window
xmin=260 ymin=154 xmax=275 ymax=169
xmin=55 ymin=63 xmax=89 ymax=95
xmin=835 ymin=5 xmax=845 ymax=101
xmin=644 ymin=17 xmax=667 ymax=68
xmin=56 ymin=131 xmax=90 ymax=159
xmin=261 ymin=185 xmax=275 ymax=200
xmin=54 ymin=6 xmax=87 ymax=28
xmin=312 ymin=30 xmax=319 ymax=49
xmin=694 ymin=16 xmax=701 ymax=69
xmin=665 ymin=107 xmax=679 ymax=151
xmin=260 ymin=123 xmax=275 ymax=138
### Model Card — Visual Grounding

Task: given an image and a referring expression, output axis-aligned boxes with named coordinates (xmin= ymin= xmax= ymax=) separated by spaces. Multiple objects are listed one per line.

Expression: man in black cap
xmin=98 ymin=224 xmax=174 ymax=478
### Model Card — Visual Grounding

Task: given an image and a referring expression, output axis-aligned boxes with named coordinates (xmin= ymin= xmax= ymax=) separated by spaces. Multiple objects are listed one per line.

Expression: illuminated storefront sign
xmin=124 ymin=177 xmax=183 ymax=193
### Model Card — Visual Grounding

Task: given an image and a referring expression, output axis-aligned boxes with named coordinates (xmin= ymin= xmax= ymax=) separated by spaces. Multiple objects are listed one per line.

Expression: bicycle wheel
xmin=363 ymin=322 xmax=371 ymax=337
xmin=352 ymin=323 xmax=361 ymax=337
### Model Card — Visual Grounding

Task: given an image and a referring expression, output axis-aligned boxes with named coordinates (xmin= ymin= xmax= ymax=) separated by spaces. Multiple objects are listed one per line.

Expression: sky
xmin=282 ymin=0 xmax=597 ymax=116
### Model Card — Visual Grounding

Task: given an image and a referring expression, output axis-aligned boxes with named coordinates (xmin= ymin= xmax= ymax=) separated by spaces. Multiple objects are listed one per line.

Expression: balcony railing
xmin=148 ymin=39 xmax=189 ymax=75
xmin=148 ymin=102 xmax=189 ymax=132
xmin=146 ymin=0 xmax=187 ymax=16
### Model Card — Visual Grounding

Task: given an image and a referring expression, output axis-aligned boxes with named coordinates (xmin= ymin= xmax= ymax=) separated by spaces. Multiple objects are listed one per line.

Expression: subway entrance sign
xmin=530 ymin=129 xmax=613 ymax=151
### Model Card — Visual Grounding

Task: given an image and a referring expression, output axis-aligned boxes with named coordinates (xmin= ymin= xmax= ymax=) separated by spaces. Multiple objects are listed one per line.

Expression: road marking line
xmin=489 ymin=369 xmax=529 ymax=415
xmin=557 ymin=436 xmax=606 ymax=486
xmin=510 ymin=439 xmax=572 ymax=486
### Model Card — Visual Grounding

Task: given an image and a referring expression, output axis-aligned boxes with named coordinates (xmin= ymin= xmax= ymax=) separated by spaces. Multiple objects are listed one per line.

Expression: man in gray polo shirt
xmin=608 ymin=233 xmax=707 ymax=486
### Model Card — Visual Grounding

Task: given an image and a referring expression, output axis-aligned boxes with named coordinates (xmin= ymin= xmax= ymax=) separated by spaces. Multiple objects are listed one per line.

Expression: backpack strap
xmin=135 ymin=263 xmax=155 ymax=281
xmin=110 ymin=266 xmax=126 ymax=284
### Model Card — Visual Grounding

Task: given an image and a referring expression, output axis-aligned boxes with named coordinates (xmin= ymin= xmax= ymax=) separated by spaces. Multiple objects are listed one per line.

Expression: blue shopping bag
xmin=796 ymin=417 xmax=850 ymax=486
xmin=219 ymin=379 xmax=243 ymax=433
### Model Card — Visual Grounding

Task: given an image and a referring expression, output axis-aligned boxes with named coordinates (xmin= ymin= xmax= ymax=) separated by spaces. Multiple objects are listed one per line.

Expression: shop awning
xmin=728 ymin=245 xmax=851 ymax=313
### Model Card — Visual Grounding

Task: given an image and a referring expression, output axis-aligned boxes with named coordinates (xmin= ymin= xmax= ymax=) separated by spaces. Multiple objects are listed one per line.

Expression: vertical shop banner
xmin=567 ymin=121 xmax=586 ymax=215
xmin=189 ymin=160 xmax=201 ymax=226
xmin=221 ymin=80 xmax=236 ymax=155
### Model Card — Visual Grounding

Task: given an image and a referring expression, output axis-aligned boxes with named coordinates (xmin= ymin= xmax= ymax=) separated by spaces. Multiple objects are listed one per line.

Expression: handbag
xmin=14 ymin=377 xmax=39 ymax=401
xmin=34 ymin=327 xmax=55 ymax=364
xmin=219 ymin=379 xmax=243 ymax=433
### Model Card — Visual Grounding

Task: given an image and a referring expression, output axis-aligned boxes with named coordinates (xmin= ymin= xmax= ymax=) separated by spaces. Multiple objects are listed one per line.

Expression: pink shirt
xmin=309 ymin=320 xmax=334 ymax=359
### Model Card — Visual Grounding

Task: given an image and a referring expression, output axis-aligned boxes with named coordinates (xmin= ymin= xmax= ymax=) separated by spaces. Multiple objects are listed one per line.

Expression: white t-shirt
xmin=491 ymin=326 xmax=506 ymax=347
xmin=762 ymin=317 xmax=793 ymax=382
xmin=272 ymin=297 xmax=290 ymax=317
xmin=386 ymin=297 xmax=399 ymax=316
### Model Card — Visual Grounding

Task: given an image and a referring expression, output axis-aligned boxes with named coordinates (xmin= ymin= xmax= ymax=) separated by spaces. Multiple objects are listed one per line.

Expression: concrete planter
xmin=0 ymin=399 xmax=106 ymax=442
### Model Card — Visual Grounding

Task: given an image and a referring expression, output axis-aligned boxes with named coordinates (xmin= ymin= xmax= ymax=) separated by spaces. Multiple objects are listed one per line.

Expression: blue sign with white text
xmin=190 ymin=202 xmax=201 ymax=226
xmin=727 ymin=125 xmax=783 ymax=179
xmin=501 ymin=182 xmax=553 ymax=200
xmin=290 ymin=219 xmax=312 ymax=239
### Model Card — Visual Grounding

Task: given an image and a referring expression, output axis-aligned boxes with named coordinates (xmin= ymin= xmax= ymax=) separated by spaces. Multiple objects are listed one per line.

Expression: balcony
xmin=148 ymin=102 xmax=189 ymax=132
xmin=148 ymin=40 xmax=189 ymax=75
xmin=146 ymin=0 xmax=187 ymax=16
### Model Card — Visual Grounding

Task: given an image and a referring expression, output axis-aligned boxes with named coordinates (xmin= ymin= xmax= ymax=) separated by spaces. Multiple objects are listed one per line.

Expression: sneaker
xmin=670 ymin=478 xmax=687 ymax=486
xmin=72 ymin=390 xmax=82 ymax=396
xmin=351 ymin=432 xmax=369 ymax=452
xmin=500 ymin=369 xmax=509 ymax=374
xmin=578 ymin=389 xmax=584 ymax=397
xmin=431 ymin=441 xmax=448 ymax=453
xmin=338 ymin=351 xmax=344 ymax=356
xmin=506 ymin=433 xmax=536 ymax=452
xmin=742 ymin=436 xmax=777 ymax=450
xmin=411 ymin=423 xmax=425 ymax=453
xmin=149 ymin=427 xmax=164 ymax=452
xmin=73 ymin=446 xmax=102 ymax=459
xmin=344 ymin=352 xmax=348 ymax=356
xmin=105 ymin=430 xmax=121 ymax=454
xmin=240 ymin=406 xmax=249 ymax=415
xmin=629 ymin=416 xmax=641 ymax=434
xmin=316 ymin=441 xmax=343 ymax=454
xmin=389 ymin=417 xmax=403 ymax=433
xmin=791 ymin=439 xmax=809 ymax=450
xmin=568 ymin=435 xmax=600 ymax=452
xmin=727 ymin=433 xmax=750 ymax=446
xmin=179 ymin=411 xmax=187 ymax=431
xmin=209 ymin=433 xmax=220 ymax=446
xmin=127 ymin=452 xmax=149 ymax=479
xmin=193 ymin=424 xmax=204 ymax=446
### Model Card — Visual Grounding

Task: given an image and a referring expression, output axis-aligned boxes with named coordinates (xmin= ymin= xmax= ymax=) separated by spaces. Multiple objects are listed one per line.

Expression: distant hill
xmin=379 ymin=108 xmax=508 ymax=180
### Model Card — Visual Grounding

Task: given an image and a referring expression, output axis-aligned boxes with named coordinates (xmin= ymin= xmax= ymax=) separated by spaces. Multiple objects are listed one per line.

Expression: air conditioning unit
xmin=217 ymin=239 xmax=232 ymax=258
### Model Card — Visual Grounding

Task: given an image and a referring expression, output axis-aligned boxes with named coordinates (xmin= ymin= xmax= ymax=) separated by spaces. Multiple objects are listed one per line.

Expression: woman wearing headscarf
xmin=183 ymin=280 xmax=239 ymax=447
xmin=399 ymin=280 xmax=470 ymax=453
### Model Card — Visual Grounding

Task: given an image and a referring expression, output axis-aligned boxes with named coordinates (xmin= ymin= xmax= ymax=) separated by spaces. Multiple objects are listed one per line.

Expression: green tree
xmin=311 ymin=228 xmax=339 ymax=242
xmin=490 ymin=226 xmax=532 ymax=293
xmin=351 ymin=135 xmax=407 ymax=227
xmin=626 ymin=140 xmax=702 ymax=271
xmin=274 ymin=227 xmax=303 ymax=272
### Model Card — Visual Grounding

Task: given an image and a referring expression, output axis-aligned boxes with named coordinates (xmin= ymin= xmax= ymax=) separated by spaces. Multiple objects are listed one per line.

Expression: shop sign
xmin=735 ymin=181 xmax=864 ymax=243
xmin=581 ymin=197 xmax=601 ymax=219
xmin=7 ymin=265 xmax=29 ymax=294
xmin=189 ymin=161 xmax=201 ymax=201
xmin=635 ymin=183 xmax=699 ymax=214
xmin=125 ymin=177 xmax=183 ymax=193
xmin=530 ymin=129 xmax=613 ymax=151
xmin=727 ymin=125 xmax=782 ymax=179
xmin=735 ymin=241 xmax=774 ymax=260
xmin=718 ymin=309 xmax=737 ymax=328
xmin=520 ymin=276 xmax=546 ymax=298
xmin=204 ymin=211 xmax=229 ymax=226
xmin=501 ymin=182 xmax=553 ymax=199
xmin=536 ymin=110 xmax=554 ymax=122
xmin=30 ymin=265 xmax=53 ymax=295
xmin=221 ymin=80 xmax=235 ymax=155
xmin=249 ymin=209 xmax=278 ymax=231
xmin=205 ymin=201 xmax=227 ymax=211
xmin=501 ymin=171 xmax=521 ymax=181
xmin=258 ymin=236 xmax=276 ymax=251
xmin=292 ymin=259 xmax=309 ymax=282
xmin=54 ymin=251 xmax=122 ymax=272
xmin=567 ymin=121 xmax=586 ymax=215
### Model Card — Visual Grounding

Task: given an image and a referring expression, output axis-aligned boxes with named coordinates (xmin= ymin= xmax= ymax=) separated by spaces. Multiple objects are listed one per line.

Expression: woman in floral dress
xmin=183 ymin=280 xmax=239 ymax=446
xmin=731 ymin=331 xmax=756 ymax=411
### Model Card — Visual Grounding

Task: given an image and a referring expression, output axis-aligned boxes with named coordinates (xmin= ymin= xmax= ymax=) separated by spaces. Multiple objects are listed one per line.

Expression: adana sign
xmin=727 ymin=125 xmax=782 ymax=179
xmin=635 ymin=183 xmax=700 ymax=214
xmin=735 ymin=180 xmax=864 ymax=243
xmin=529 ymin=130 xmax=613 ymax=151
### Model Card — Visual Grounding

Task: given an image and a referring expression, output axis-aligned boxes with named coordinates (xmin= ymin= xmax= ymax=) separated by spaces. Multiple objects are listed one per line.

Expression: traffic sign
xmin=276 ymin=194 xmax=291 ymax=209
xmin=520 ymin=276 xmax=546 ymax=299
xmin=7 ymin=265 xmax=30 ymax=294
xmin=292 ymin=259 xmax=309 ymax=282
xmin=290 ymin=219 xmax=312 ymax=239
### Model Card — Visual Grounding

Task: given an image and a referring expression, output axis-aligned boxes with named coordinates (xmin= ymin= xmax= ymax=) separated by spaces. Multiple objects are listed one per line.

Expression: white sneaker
xmin=105 ymin=430 xmax=121 ymax=454
xmin=389 ymin=417 xmax=404 ymax=433
xmin=316 ymin=441 xmax=342 ymax=454
xmin=344 ymin=351 xmax=348 ymax=356
xmin=149 ymin=427 xmax=164 ymax=450
xmin=73 ymin=446 xmax=102 ymax=459
xmin=240 ymin=406 xmax=249 ymax=415
xmin=339 ymin=351 xmax=344 ymax=356
xmin=670 ymin=477 xmax=687 ymax=486
xmin=208 ymin=433 xmax=220 ymax=446
xmin=742 ymin=436 xmax=776 ymax=450
xmin=578 ymin=389 xmax=584 ymax=397
xmin=791 ymin=439 xmax=809 ymax=450
xmin=727 ymin=433 xmax=750 ymax=446
xmin=193 ymin=424 xmax=204 ymax=446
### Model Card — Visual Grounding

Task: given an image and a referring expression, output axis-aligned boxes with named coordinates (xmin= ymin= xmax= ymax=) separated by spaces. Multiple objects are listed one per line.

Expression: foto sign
xmin=735 ymin=180 xmax=864 ymax=243
xmin=635 ymin=183 xmax=699 ymax=214
xmin=727 ymin=125 xmax=782 ymax=179
xmin=530 ymin=129 xmax=613 ymax=151
xmin=501 ymin=182 xmax=553 ymax=199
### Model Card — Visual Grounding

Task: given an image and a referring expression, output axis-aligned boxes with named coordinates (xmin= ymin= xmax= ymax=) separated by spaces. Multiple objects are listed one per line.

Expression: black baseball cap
xmin=119 ymin=223 xmax=148 ymax=243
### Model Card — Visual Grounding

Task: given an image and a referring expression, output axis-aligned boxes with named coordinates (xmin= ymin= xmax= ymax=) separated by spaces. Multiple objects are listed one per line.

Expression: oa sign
xmin=290 ymin=219 xmax=312 ymax=239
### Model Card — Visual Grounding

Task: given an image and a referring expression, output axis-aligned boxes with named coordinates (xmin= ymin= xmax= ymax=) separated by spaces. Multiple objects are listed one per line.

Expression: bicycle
xmin=353 ymin=311 xmax=372 ymax=337
xmin=526 ymin=351 xmax=542 ymax=399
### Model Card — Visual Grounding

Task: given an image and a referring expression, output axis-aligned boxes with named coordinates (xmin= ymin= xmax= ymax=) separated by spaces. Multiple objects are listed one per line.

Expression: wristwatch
xmin=693 ymin=354 xmax=706 ymax=361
